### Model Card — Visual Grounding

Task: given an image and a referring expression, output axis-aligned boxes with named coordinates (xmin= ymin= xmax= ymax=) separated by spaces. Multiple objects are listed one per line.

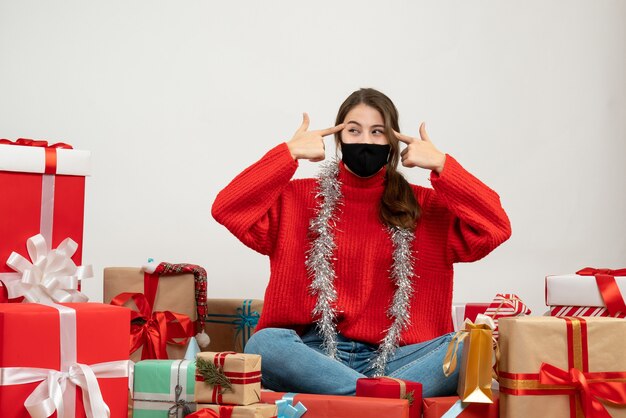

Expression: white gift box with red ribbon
xmin=546 ymin=267 xmax=626 ymax=318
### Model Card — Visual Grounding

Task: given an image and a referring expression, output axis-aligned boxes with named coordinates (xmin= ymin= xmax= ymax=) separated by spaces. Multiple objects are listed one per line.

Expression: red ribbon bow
xmin=0 ymin=138 xmax=73 ymax=149
xmin=539 ymin=362 xmax=626 ymax=418
xmin=576 ymin=267 xmax=626 ymax=316
xmin=110 ymin=292 xmax=194 ymax=359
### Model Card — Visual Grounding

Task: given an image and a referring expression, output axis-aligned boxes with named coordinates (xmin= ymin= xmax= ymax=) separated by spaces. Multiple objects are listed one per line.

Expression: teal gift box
xmin=132 ymin=359 xmax=197 ymax=418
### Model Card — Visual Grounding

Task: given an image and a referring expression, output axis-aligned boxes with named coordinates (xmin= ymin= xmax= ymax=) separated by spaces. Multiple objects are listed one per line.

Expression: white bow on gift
xmin=4 ymin=234 xmax=92 ymax=303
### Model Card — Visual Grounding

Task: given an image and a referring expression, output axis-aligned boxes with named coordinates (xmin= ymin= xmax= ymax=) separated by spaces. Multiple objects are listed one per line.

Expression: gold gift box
xmin=498 ymin=316 xmax=626 ymax=417
xmin=204 ymin=299 xmax=263 ymax=353
xmin=103 ymin=267 xmax=197 ymax=362
xmin=196 ymin=403 xmax=277 ymax=418
xmin=195 ymin=352 xmax=262 ymax=406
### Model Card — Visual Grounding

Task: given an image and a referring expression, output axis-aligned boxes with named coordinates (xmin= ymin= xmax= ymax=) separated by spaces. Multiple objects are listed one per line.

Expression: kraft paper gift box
xmin=195 ymin=404 xmax=277 ymax=418
xmin=498 ymin=316 xmax=626 ymax=417
xmin=132 ymin=359 xmax=197 ymax=418
xmin=261 ymin=391 xmax=410 ymax=418
xmin=0 ymin=139 xmax=90 ymax=297
xmin=356 ymin=377 xmax=422 ymax=418
xmin=422 ymin=393 xmax=499 ymax=418
xmin=546 ymin=267 xmax=626 ymax=318
xmin=104 ymin=263 xmax=200 ymax=361
xmin=194 ymin=352 xmax=261 ymax=406
xmin=204 ymin=299 xmax=263 ymax=352
xmin=0 ymin=303 xmax=131 ymax=418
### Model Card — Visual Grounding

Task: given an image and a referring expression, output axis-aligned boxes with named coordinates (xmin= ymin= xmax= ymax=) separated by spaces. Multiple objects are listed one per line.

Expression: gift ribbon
xmin=110 ymin=292 xmax=194 ymax=360
xmin=499 ymin=317 xmax=626 ymax=418
xmin=440 ymin=399 xmax=468 ymax=418
xmin=576 ymin=267 xmax=626 ymax=316
xmin=132 ymin=360 xmax=195 ymax=417
xmin=194 ymin=352 xmax=262 ymax=404
xmin=275 ymin=393 xmax=307 ymax=418
xmin=3 ymin=234 xmax=92 ymax=304
xmin=0 ymin=304 xmax=131 ymax=418
xmin=205 ymin=299 xmax=260 ymax=350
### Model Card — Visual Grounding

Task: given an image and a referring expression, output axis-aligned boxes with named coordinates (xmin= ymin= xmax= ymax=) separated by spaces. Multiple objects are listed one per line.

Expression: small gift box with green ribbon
xmin=132 ymin=359 xmax=197 ymax=418
xmin=203 ymin=299 xmax=263 ymax=352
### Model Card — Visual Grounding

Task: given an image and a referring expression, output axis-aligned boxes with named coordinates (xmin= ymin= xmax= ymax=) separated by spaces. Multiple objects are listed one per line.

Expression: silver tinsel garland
xmin=305 ymin=159 xmax=343 ymax=359
xmin=306 ymin=160 xmax=415 ymax=374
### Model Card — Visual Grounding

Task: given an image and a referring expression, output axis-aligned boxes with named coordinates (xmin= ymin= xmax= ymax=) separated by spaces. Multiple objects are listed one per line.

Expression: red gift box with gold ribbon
xmin=356 ymin=377 xmax=422 ymax=418
xmin=0 ymin=138 xmax=90 ymax=299
xmin=498 ymin=316 xmax=626 ymax=417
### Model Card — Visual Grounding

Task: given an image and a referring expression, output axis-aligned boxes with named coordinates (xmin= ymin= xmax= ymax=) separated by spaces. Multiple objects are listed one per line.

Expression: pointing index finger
xmin=320 ymin=123 xmax=346 ymax=137
xmin=394 ymin=130 xmax=414 ymax=144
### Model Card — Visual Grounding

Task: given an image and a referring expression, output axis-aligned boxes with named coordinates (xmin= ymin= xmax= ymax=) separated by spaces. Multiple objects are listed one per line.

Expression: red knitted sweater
xmin=212 ymin=143 xmax=511 ymax=345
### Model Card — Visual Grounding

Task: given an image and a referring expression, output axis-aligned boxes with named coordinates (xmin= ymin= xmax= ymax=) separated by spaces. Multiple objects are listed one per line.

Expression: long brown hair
xmin=334 ymin=88 xmax=421 ymax=229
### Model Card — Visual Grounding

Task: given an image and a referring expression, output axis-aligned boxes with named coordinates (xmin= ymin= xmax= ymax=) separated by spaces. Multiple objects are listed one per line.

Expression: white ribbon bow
xmin=4 ymin=234 xmax=92 ymax=303
xmin=1 ymin=361 xmax=131 ymax=418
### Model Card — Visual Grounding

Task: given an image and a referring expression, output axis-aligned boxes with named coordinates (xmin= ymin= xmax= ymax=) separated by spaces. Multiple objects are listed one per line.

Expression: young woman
xmin=211 ymin=88 xmax=511 ymax=397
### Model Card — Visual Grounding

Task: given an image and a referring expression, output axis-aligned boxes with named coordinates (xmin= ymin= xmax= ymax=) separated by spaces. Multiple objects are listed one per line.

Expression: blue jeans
xmin=244 ymin=327 xmax=461 ymax=397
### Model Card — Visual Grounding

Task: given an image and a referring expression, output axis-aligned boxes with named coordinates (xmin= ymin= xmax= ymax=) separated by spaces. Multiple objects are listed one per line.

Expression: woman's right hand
xmin=287 ymin=113 xmax=345 ymax=162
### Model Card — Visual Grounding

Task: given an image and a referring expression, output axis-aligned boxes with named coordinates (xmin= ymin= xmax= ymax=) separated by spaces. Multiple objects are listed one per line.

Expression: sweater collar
xmin=337 ymin=161 xmax=387 ymax=189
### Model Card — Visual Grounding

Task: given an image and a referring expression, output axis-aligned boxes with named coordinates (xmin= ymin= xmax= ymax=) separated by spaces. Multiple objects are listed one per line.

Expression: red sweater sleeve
xmin=428 ymin=154 xmax=512 ymax=264
xmin=211 ymin=143 xmax=298 ymax=255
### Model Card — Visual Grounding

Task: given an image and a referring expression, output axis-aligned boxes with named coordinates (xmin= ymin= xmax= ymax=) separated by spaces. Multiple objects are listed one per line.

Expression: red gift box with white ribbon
xmin=0 ymin=303 xmax=131 ymax=417
xmin=0 ymin=139 xmax=90 ymax=300
xmin=452 ymin=294 xmax=531 ymax=339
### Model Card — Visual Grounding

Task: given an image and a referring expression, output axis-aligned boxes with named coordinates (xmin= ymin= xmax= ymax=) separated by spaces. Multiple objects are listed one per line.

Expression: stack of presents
xmin=0 ymin=138 xmax=625 ymax=417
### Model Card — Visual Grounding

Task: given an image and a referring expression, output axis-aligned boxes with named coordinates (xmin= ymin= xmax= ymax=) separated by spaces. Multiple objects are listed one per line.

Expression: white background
xmin=1 ymin=1 xmax=624 ymax=316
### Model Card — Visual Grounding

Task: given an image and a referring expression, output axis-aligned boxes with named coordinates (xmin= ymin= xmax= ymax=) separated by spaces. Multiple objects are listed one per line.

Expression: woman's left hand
xmin=395 ymin=122 xmax=446 ymax=174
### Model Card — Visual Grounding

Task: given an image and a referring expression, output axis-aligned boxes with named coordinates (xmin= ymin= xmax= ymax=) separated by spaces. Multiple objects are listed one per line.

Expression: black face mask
xmin=340 ymin=141 xmax=391 ymax=177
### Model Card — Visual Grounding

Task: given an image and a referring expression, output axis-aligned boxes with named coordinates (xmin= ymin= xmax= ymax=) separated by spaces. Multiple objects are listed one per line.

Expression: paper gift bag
xmin=356 ymin=377 xmax=422 ymax=418
xmin=0 ymin=139 xmax=90 ymax=295
xmin=194 ymin=352 xmax=261 ymax=406
xmin=204 ymin=299 xmax=263 ymax=352
xmin=0 ymin=303 xmax=131 ymax=418
xmin=195 ymin=404 xmax=277 ymax=418
xmin=132 ymin=359 xmax=197 ymax=418
xmin=443 ymin=315 xmax=495 ymax=404
xmin=498 ymin=316 xmax=626 ymax=417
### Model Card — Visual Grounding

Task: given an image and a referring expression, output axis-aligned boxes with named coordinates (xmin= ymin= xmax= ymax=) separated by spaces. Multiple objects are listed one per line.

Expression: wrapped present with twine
xmin=194 ymin=352 xmax=261 ymax=406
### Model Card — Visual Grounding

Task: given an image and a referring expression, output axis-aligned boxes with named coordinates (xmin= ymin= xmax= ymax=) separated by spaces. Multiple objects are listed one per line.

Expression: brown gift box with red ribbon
xmin=356 ymin=377 xmax=422 ymax=418
xmin=498 ymin=316 xmax=626 ymax=417
xmin=194 ymin=352 xmax=262 ymax=406
xmin=104 ymin=265 xmax=198 ymax=362
xmin=195 ymin=403 xmax=277 ymax=418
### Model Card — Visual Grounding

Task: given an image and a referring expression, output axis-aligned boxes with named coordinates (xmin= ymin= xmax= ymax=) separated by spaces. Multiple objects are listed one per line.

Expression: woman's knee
xmin=244 ymin=327 xmax=299 ymax=356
